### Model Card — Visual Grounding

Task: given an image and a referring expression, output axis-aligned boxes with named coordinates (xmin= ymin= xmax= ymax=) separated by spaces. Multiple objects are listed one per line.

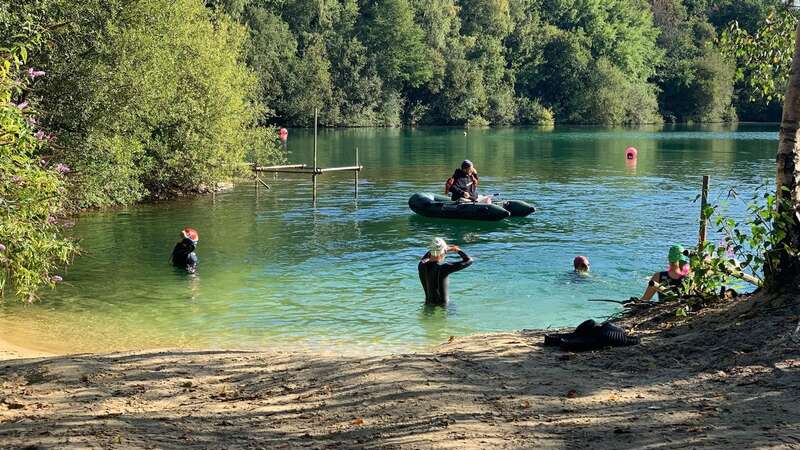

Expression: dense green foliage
xmin=209 ymin=0 xmax=784 ymax=126
xmin=0 ymin=40 xmax=77 ymax=300
xmin=719 ymin=8 xmax=797 ymax=104
xmin=2 ymin=0 xmax=282 ymax=209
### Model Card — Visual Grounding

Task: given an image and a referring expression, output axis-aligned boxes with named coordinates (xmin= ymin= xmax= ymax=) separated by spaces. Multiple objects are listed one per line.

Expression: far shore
xmin=1 ymin=292 xmax=798 ymax=448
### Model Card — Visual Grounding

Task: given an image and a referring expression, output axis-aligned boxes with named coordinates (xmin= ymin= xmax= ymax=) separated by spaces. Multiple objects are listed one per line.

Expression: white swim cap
xmin=429 ymin=238 xmax=448 ymax=257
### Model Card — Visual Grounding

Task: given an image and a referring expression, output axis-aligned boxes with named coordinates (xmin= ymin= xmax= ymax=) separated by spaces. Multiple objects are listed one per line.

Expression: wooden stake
xmin=313 ymin=108 xmax=318 ymax=173
xmin=354 ymin=147 xmax=359 ymax=198
xmin=698 ymin=175 xmax=710 ymax=253
xmin=312 ymin=173 xmax=317 ymax=205
xmin=313 ymin=108 xmax=318 ymax=206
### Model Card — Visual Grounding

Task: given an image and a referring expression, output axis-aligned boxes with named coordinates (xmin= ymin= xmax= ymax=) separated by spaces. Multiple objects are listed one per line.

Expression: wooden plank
xmin=253 ymin=164 xmax=307 ymax=171
xmin=318 ymin=166 xmax=363 ymax=173
xmin=254 ymin=169 xmax=321 ymax=174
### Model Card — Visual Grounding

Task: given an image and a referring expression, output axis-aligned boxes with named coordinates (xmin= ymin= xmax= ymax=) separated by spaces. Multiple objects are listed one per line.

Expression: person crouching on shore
xmin=639 ymin=244 xmax=690 ymax=301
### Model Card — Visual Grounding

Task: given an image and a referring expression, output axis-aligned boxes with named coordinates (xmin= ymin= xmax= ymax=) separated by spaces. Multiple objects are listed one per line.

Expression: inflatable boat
xmin=408 ymin=193 xmax=535 ymax=221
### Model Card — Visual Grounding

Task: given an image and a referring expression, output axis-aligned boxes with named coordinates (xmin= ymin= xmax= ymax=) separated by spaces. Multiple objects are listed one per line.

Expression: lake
xmin=0 ymin=124 xmax=779 ymax=354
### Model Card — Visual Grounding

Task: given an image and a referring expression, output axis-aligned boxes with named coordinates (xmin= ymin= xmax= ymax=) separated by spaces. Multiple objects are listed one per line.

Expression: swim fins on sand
xmin=544 ymin=320 xmax=640 ymax=351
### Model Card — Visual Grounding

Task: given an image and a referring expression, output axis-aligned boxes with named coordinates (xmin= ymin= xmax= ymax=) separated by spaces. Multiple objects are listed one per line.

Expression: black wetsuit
xmin=448 ymin=169 xmax=479 ymax=201
xmin=656 ymin=271 xmax=685 ymax=300
xmin=418 ymin=250 xmax=473 ymax=305
xmin=171 ymin=238 xmax=198 ymax=273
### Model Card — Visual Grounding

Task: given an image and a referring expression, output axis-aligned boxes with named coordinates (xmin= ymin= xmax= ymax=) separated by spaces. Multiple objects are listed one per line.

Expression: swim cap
xmin=461 ymin=160 xmax=473 ymax=170
xmin=182 ymin=227 xmax=199 ymax=243
xmin=573 ymin=255 xmax=589 ymax=269
xmin=429 ymin=238 xmax=448 ymax=257
xmin=668 ymin=245 xmax=689 ymax=264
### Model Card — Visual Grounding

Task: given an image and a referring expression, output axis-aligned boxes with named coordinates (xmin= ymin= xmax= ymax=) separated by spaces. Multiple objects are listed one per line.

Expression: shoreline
xmin=0 ymin=334 xmax=53 ymax=360
xmin=1 ymin=293 xmax=798 ymax=448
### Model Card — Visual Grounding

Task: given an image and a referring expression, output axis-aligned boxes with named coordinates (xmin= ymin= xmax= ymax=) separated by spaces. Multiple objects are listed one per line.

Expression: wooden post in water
xmin=698 ymin=175 xmax=710 ymax=253
xmin=312 ymin=108 xmax=318 ymax=205
xmin=354 ymin=147 xmax=359 ymax=198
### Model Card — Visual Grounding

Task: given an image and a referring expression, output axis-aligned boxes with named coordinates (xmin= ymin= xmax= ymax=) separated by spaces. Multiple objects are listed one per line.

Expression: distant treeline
xmin=214 ymin=0 xmax=782 ymax=127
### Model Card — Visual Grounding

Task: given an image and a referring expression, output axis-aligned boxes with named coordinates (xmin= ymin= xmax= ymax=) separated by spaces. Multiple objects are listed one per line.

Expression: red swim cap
xmin=625 ymin=147 xmax=638 ymax=159
xmin=182 ymin=227 xmax=199 ymax=242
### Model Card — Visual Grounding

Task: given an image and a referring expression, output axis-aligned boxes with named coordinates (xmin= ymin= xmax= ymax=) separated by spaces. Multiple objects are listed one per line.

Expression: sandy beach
xmin=1 ymin=292 xmax=799 ymax=449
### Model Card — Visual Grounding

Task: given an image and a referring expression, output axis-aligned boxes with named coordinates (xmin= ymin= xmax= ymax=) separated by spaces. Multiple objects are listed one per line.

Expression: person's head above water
xmin=573 ymin=255 xmax=590 ymax=272
xmin=429 ymin=237 xmax=448 ymax=261
xmin=667 ymin=244 xmax=690 ymax=275
xmin=461 ymin=159 xmax=475 ymax=174
xmin=182 ymin=227 xmax=199 ymax=244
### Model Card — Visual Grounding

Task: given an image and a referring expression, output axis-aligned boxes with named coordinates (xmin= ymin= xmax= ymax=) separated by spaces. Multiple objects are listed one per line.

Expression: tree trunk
xmin=774 ymin=20 xmax=800 ymax=291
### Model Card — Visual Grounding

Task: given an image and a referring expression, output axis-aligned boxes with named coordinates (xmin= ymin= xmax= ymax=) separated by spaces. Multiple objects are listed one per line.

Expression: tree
xmin=721 ymin=4 xmax=800 ymax=290
xmin=361 ymin=0 xmax=433 ymax=90
xmin=11 ymin=0 xmax=278 ymax=207
xmin=775 ymin=15 xmax=800 ymax=290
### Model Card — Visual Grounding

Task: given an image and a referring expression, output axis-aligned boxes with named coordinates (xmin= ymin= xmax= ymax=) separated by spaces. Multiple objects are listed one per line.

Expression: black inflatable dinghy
xmin=408 ymin=193 xmax=535 ymax=221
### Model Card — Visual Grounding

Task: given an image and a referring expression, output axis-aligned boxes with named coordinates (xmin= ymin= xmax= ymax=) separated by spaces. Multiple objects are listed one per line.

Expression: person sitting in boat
xmin=446 ymin=160 xmax=492 ymax=203
xmin=171 ymin=227 xmax=199 ymax=273
xmin=639 ymin=244 xmax=690 ymax=301
xmin=418 ymin=238 xmax=473 ymax=305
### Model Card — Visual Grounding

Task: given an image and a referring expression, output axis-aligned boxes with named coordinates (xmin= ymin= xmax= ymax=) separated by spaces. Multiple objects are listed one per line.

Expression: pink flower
xmin=35 ymin=130 xmax=46 ymax=140
xmin=51 ymin=275 xmax=63 ymax=283
xmin=55 ymin=163 xmax=70 ymax=174
xmin=27 ymin=68 xmax=46 ymax=78
xmin=0 ymin=244 xmax=5 ymax=252
xmin=47 ymin=216 xmax=58 ymax=225
xmin=11 ymin=175 xmax=22 ymax=184
xmin=16 ymin=101 xmax=28 ymax=110
xmin=27 ymin=117 xmax=37 ymax=126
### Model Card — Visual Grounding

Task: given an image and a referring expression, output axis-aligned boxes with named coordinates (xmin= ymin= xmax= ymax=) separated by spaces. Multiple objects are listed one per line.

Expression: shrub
xmin=0 ymin=40 xmax=77 ymax=301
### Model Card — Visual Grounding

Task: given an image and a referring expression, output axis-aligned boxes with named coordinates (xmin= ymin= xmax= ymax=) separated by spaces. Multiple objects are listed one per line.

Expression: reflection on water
xmin=0 ymin=124 xmax=778 ymax=354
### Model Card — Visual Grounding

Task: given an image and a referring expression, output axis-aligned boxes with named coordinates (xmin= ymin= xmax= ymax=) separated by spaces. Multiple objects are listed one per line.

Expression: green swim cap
xmin=668 ymin=245 xmax=690 ymax=264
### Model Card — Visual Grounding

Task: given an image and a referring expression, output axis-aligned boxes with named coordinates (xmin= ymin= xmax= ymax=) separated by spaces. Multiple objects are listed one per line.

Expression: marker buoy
xmin=279 ymin=128 xmax=288 ymax=141
xmin=625 ymin=146 xmax=637 ymax=160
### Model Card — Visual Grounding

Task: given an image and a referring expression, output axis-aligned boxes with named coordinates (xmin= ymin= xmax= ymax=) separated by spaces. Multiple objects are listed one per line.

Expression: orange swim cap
xmin=182 ymin=227 xmax=199 ymax=242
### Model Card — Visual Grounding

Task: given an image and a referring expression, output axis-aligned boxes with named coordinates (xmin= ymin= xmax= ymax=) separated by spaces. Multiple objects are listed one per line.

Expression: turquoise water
xmin=0 ymin=125 xmax=778 ymax=353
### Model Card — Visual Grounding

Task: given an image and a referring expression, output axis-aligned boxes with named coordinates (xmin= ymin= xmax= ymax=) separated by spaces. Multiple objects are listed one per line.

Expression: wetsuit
xmin=656 ymin=271 xmax=685 ymax=300
xmin=448 ymin=169 xmax=479 ymax=201
xmin=418 ymin=250 xmax=473 ymax=305
xmin=171 ymin=238 xmax=198 ymax=273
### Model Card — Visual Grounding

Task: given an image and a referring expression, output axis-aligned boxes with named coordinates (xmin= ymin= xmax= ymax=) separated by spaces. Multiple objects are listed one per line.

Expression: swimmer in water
xmin=418 ymin=238 xmax=473 ymax=305
xmin=639 ymin=244 xmax=690 ymax=301
xmin=171 ymin=227 xmax=199 ymax=273
xmin=573 ymin=255 xmax=590 ymax=273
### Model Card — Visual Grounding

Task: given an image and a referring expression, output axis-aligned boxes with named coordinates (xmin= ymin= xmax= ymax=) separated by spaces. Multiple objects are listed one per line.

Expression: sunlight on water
xmin=0 ymin=124 xmax=778 ymax=354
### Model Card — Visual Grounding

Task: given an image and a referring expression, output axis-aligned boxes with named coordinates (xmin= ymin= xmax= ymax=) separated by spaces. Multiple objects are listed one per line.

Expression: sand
xmin=1 ymin=292 xmax=799 ymax=449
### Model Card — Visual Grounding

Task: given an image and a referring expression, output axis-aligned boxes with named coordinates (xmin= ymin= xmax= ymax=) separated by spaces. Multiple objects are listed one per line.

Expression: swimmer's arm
xmin=640 ymin=273 xmax=660 ymax=301
xmin=420 ymin=251 xmax=432 ymax=263
xmin=444 ymin=248 xmax=473 ymax=274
